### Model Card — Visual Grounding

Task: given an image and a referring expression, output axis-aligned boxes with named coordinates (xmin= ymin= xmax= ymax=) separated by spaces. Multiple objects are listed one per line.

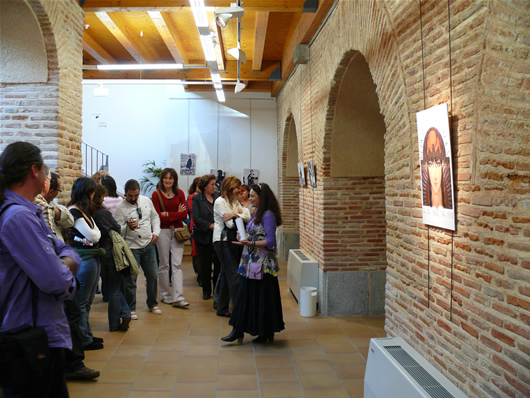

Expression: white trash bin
xmin=299 ymin=286 xmax=318 ymax=317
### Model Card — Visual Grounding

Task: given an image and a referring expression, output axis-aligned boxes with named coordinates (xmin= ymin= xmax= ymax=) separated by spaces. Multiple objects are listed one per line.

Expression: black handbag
xmin=0 ymin=283 xmax=50 ymax=391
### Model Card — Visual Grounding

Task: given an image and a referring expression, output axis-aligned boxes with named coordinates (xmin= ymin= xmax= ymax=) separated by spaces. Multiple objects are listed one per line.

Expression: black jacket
xmin=192 ymin=192 xmax=218 ymax=245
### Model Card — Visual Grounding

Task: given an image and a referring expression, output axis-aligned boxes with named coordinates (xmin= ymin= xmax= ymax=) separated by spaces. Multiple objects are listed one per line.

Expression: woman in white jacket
xmin=67 ymin=177 xmax=103 ymax=351
xmin=213 ymin=176 xmax=250 ymax=317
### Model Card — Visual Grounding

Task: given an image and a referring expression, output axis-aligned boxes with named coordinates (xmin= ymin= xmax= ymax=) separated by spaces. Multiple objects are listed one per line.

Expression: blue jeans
xmin=125 ymin=243 xmax=158 ymax=311
xmin=75 ymin=256 xmax=100 ymax=346
xmin=101 ymin=250 xmax=131 ymax=330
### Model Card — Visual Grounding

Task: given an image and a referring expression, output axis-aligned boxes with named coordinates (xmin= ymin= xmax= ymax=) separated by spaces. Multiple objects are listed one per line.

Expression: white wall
xmin=82 ymin=82 xmax=278 ymax=196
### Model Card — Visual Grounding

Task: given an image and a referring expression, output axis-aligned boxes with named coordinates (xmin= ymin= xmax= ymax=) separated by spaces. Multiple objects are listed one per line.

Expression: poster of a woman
xmin=416 ymin=103 xmax=455 ymax=230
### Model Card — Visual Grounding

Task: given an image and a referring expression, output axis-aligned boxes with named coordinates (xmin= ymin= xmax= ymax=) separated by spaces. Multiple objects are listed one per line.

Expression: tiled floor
xmin=68 ymin=258 xmax=385 ymax=398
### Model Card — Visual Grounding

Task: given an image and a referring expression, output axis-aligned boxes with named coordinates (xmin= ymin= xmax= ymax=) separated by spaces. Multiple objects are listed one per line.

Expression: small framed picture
xmin=298 ymin=162 xmax=306 ymax=186
xmin=308 ymin=161 xmax=316 ymax=187
xmin=180 ymin=153 xmax=196 ymax=175
xmin=243 ymin=169 xmax=259 ymax=186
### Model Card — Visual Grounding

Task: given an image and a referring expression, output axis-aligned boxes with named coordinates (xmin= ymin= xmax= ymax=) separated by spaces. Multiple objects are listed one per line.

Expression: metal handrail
xmin=81 ymin=142 xmax=108 ymax=177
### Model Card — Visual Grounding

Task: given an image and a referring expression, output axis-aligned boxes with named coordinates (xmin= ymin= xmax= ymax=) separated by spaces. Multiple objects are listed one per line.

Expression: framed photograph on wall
xmin=308 ymin=161 xmax=317 ymax=187
xmin=416 ymin=103 xmax=455 ymax=231
xmin=298 ymin=162 xmax=306 ymax=186
xmin=210 ymin=169 xmax=225 ymax=193
xmin=180 ymin=153 xmax=196 ymax=175
xmin=243 ymin=169 xmax=259 ymax=186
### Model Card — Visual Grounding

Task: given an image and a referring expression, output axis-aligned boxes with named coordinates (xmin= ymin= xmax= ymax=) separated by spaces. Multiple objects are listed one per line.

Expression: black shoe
xmin=65 ymin=366 xmax=100 ymax=380
xmin=202 ymin=293 xmax=211 ymax=300
xmin=120 ymin=317 xmax=132 ymax=331
xmin=84 ymin=341 xmax=104 ymax=351
xmin=92 ymin=336 xmax=104 ymax=343
xmin=221 ymin=328 xmax=244 ymax=344
xmin=252 ymin=335 xmax=274 ymax=344
xmin=217 ymin=311 xmax=231 ymax=318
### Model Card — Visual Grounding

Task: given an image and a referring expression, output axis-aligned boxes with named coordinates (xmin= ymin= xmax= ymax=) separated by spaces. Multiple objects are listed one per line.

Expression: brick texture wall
xmin=277 ymin=0 xmax=529 ymax=397
xmin=0 ymin=0 xmax=83 ymax=201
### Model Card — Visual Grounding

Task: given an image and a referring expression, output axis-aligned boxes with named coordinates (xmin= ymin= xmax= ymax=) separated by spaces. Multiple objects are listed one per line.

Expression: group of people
xmin=0 ymin=141 xmax=285 ymax=397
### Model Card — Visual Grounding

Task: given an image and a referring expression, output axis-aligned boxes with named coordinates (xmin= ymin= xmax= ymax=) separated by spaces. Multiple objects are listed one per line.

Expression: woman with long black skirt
xmin=221 ymin=183 xmax=285 ymax=344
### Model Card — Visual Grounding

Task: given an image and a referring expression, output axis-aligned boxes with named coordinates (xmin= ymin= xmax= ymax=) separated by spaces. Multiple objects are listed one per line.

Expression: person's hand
xmin=54 ymin=208 xmax=61 ymax=221
xmin=209 ymin=223 xmax=214 ymax=230
xmin=178 ymin=204 xmax=186 ymax=212
xmin=237 ymin=207 xmax=243 ymax=214
xmin=151 ymin=234 xmax=158 ymax=244
xmin=129 ymin=218 xmax=138 ymax=229
xmin=233 ymin=240 xmax=248 ymax=246
xmin=60 ymin=256 xmax=78 ymax=275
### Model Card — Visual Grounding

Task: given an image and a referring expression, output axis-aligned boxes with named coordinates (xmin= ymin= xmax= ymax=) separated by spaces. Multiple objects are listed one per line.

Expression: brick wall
xmin=0 ymin=0 xmax=83 ymax=201
xmin=277 ymin=0 xmax=530 ymax=396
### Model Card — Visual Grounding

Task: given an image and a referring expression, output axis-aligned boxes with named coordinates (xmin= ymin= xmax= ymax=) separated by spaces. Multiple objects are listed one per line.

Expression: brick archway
xmin=277 ymin=113 xmax=301 ymax=260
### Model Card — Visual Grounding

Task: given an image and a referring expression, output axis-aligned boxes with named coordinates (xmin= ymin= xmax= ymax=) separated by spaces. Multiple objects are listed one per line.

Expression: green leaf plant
xmin=139 ymin=160 xmax=163 ymax=194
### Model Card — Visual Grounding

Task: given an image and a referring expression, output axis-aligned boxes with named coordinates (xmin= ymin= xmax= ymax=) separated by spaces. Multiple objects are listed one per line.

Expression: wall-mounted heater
xmin=365 ymin=337 xmax=468 ymax=398
xmin=287 ymin=249 xmax=318 ymax=303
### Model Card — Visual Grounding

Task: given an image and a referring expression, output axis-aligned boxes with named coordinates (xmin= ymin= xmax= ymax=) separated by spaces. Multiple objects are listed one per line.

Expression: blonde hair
xmin=220 ymin=176 xmax=241 ymax=199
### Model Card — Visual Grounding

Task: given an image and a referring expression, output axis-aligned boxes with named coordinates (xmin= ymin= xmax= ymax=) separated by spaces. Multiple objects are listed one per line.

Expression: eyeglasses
xmin=136 ymin=207 xmax=143 ymax=219
xmin=427 ymin=160 xmax=442 ymax=168
xmin=56 ymin=189 xmax=63 ymax=193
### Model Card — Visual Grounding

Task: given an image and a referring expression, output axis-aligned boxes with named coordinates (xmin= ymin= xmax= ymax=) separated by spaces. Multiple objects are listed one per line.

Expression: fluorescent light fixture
xmin=200 ymin=36 xmax=217 ymax=62
xmin=211 ymin=73 xmax=221 ymax=83
xmin=216 ymin=89 xmax=226 ymax=102
xmin=97 ymin=63 xmax=184 ymax=71
xmin=190 ymin=0 xmax=208 ymax=28
xmin=234 ymin=81 xmax=246 ymax=93
xmin=214 ymin=83 xmax=223 ymax=89
xmin=227 ymin=48 xmax=246 ymax=63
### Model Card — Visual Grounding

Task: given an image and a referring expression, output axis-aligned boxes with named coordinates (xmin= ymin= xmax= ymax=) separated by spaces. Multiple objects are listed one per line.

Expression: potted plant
xmin=139 ymin=160 xmax=163 ymax=194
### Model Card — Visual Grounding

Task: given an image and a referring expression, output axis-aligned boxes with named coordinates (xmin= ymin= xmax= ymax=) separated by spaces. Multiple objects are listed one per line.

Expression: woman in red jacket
xmin=152 ymin=168 xmax=189 ymax=308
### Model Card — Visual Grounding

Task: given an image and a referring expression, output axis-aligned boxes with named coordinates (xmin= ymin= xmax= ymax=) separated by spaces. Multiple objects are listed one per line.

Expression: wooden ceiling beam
xmin=252 ymin=12 xmax=269 ymax=72
xmin=82 ymin=0 xmax=306 ymax=13
xmin=83 ymin=31 xmax=116 ymax=64
xmin=83 ymin=60 xmax=280 ymax=80
xmin=271 ymin=0 xmax=336 ymax=97
xmin=148 ymin=11 xmax=185 ymax=64
xmin=95 ymin=11 xmax=155 ymax=63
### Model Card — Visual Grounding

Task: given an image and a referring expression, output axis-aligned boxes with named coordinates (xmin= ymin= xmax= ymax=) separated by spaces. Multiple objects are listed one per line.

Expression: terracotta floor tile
xmin=151 ymin=339 xmax=187 ymax=351
xmin=333 ymin=364 xmax=367 ymax=380
xmin=129 ymin=392 xmax=172 ymax=398
xmin=141 ymin=361 xmax=181 ymax=375
xmin=219 ymin=349 xmax=255 ymax=362
xmin=258 ymin=367 xmax=299 ymax=382
xmin=289 ymin=349 xmax=328 ymax=362
xmin=113 ymin=344 xmax=152 ymax=357
xmin=326 ymin=352 xmax=366 ymax=366
xmin=172 ymin=382 xmax=216 ymax=398
xmin=104 ymin=355 xmax=146 ymax=369
xmin=146 ymin=350 xmax=183 ymax=362
xmin=218 ymin=361 xmax=257 ymax=375
xmin=177 ymin=367 xmax=217 ymax=383
xmin=341 ymin=378 xmax=365 ymax=396
xmin=255 ymin=355 xmax=294 ymax=369
xmin=303 ymin=388 xmax=349 ymax=398
xmin=157 ymin=330 xmax=190 ymax=340
xmin=96 ymin=367 xmax=140 ymax=383
xmin=217 ymin=390 xmax=261 ymax=398
xmin=184 ymin=344 xmax=219 ymax=356
xmin=294 ymin=359 xmax=334 ymax=374
xmin=84 ymin=382 xmax=133 ymax=398
xmin=321 ymin=342 xmax=357 ymax=354
xmin=133 ymin=374 xmax=176 ymax=391
xmin=316 ymin=333 xmax=352 ymax=345
xmin=180 ymin=355 xmax=218 ymax=369
xmin=217 ymin=374 xmax=258 ymax=390
xmin=260 ymin=381 xmax=304 ymax=398
xmin=298 ymin=372 xmax=342 ymax=389
xmin=187 ymin=334 xmax=221 ymax=345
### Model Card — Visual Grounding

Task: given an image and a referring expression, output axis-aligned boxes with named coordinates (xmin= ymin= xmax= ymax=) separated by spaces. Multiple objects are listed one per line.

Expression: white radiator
xmin=287 ymin=249 xmax=318 ymax=302
xmin=365 ymin=337 xmax=468 ymax=398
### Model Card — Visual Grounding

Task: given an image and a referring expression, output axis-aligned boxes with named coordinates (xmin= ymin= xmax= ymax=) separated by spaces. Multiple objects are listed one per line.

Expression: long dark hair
xmin=251 ymin=183 xmax=282 ymax=226
xmin=188 ymin=176 xmax=201 ymax=195
xmin=69 ymin=177 xmax=97 ymax=215
xmin=101 ymin=174 xmax=119 ymax=198
xmin=158 ymin=168 xmax=179 ymax=195
xmin=92 ymin=184 xmax=108 ymax=210
xmin=0 ymin=142 xmax=43 ymax=206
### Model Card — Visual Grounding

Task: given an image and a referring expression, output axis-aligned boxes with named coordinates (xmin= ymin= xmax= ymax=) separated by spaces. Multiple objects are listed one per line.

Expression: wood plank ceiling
xmin=81 ymin=0 xmax=336 ymax=96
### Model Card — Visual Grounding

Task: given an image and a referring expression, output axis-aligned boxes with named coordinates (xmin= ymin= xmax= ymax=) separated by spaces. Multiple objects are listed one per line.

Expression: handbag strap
xmin=72 ymin=206 xmax=94 ymax=229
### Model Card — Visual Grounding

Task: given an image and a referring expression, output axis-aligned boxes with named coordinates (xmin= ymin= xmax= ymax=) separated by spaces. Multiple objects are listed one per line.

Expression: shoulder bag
xmin=155 ymin=190 xmax=191 ymax=242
